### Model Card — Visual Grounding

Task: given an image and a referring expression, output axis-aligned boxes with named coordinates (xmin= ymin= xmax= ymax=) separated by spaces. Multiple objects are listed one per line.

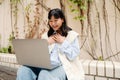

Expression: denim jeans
xmin=16 ymin=65 xmax=66 ymax=80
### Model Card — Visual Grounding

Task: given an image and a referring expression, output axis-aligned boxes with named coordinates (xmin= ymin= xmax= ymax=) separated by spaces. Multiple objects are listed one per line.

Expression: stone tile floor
xmin=0 ymin=65 xmax=17 ymax=80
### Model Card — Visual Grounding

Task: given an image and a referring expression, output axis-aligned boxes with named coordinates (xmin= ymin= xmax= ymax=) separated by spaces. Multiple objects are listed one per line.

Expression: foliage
xmin=0 ymin=34 xmax=14 ymax=53
xmin=69 ymin=0 xmax=92 ymax=21
xmin=25 ymin=3 xmax=32 ymax=13
xmin=0 ymin=46 xmax=13 ymax=53
xmin=98 ymin=56 xmax=104 ymax=61
xmin=10 ymin=0 xmax=21 ymax=16
xmin=0 ymin=47 xmax=8 ymax=53
xmin=8 ymin=34 xmax=15 ymax=42
xmin=10 ymin=0 xmax=20 ymax=3
xmin=8 ymin=34 xmax=15 ymax=53
xmin=0 ymin=33 xmax=14 ymax=54
xmin=25 ymin=0 xmax=47 ymax=38
xmin=69 ymin=0 xmax=86 ymax=21
xmin=10 ymin=0 xmax=21 ymax=38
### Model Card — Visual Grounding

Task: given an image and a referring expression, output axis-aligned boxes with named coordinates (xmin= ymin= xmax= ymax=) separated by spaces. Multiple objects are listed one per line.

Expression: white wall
xmin=0 ymin=0 xmax=120 ymax=61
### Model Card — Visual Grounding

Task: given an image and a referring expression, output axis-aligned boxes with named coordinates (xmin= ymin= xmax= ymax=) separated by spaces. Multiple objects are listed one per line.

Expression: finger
xmin=53 ymin=34 xmax=58 ymax=39
xmin=54 ymin=34 xmax=58 ymax=37
xmin=52 ymin=36 xmax=57 ymax=41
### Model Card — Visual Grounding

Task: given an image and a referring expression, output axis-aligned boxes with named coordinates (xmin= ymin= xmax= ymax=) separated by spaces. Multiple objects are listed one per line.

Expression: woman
xmin=16 ymin=8 xmax=84 ymax=80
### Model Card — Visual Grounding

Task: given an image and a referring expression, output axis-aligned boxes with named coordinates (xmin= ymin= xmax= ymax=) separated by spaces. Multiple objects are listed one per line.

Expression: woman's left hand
xmin=53 ymin=33 xmax=66 ymax=44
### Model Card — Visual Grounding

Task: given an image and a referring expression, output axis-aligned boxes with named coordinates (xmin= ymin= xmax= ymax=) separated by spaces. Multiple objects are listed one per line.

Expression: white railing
xmin=0 ymin=53 xmax=120 ymax=80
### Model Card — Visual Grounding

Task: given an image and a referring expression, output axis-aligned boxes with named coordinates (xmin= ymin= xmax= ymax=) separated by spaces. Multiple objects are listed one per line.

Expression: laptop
xmin=12 ymin=39 xmax=53 ymax=69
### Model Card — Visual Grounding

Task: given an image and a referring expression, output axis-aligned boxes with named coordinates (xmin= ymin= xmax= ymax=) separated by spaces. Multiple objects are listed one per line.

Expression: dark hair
xmin=48 ymin=8 xmax=72 ymax=37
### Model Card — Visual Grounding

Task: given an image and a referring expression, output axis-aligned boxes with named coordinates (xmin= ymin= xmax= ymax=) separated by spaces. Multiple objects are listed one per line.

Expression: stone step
xmin=0 ymin=65 xmax=17 ymax=80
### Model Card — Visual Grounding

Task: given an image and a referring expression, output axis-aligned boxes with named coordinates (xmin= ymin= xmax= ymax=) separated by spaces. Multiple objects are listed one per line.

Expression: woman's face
xmin=49 ymin=16 xmax=63 ymax=31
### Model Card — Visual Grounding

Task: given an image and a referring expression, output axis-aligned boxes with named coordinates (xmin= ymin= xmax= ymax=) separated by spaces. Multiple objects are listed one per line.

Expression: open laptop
xmin=12 ymin=39 xmax=53 ymax=69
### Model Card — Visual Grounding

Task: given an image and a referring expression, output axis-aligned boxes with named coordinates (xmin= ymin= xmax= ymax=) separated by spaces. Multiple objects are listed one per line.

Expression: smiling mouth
xmin=53 ymin=26 xmax=58 ymax=28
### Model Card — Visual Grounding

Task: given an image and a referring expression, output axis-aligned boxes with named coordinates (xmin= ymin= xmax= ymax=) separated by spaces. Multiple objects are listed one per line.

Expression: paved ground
xmin=0 ymin=65 xmax=17 ymax=80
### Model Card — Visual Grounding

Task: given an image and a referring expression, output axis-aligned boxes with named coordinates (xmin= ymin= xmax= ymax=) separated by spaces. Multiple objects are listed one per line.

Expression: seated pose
xmin=16 ymin=8 xmax=84 ymax=80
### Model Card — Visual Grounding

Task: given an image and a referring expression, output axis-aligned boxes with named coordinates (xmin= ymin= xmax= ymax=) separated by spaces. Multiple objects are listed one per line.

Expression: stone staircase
xmin=0 ymin=65 xmax=17 ymax=80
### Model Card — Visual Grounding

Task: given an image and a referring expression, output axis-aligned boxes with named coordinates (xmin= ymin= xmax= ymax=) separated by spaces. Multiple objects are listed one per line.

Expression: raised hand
xmin=47 ymin=36 xmax=56 ymax=45
xmin=52 ymin=33 xmax=66 ymax=44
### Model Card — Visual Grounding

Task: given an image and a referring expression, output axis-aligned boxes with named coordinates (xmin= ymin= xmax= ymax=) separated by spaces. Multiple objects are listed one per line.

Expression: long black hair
xmin=48 ymin=8 xmax=72 ymax=37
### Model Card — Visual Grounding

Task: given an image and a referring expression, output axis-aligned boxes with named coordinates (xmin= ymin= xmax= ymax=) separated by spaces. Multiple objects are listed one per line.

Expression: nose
xmin=52 ymin=22 xmax=57 ymax=27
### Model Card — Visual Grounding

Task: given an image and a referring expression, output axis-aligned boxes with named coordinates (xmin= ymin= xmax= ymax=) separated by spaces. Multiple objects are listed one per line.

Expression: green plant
xmin=10 ymin=0 xmax=21 ymax=17
xmin=69 ymin=0 xmax=88 ymax=21
xmin=0 ymin=45 xmax=14 ymax=54
xmin=10 ymin=0 xmax=21 ymax=38
xmin=0 ymin=47 xmax=8 ymax=53
xmin=8 ymin=45 xmax=12 ymax=53
xmin=68 ymin=0 xmax=92 ymax=34
xmin=8 ymin=34 xmax=15 ymax=42
xmin=8 ymin=34 xmax=15 ymax=53
xmin=98 ymin=56 xmax=104 ymax=61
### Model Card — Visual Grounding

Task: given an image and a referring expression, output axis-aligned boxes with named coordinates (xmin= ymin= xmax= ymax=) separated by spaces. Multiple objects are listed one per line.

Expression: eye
xmin=55 ymin=19 xmax=58 ymax=22
xmin=49 ymin=20 xmax=52 ymax=22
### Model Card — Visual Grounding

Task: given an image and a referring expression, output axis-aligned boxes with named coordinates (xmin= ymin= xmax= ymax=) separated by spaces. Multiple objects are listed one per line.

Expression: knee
xmin=16 ymin=66 xmax=37 ymax=80
xmin=38 ymin=70 xmax=50 ymax=80
xmin=38 ymin=70 xmax=60 ymax=80
xmin=17 ymin=66 xmax=32 ymax=76
xmin=38 ymin=70 xmax=48 ymax=77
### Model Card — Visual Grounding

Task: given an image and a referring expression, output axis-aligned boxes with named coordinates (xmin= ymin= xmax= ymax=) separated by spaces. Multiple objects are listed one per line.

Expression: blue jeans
xmin=16 ymin=65 xmax=66 ymax=80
